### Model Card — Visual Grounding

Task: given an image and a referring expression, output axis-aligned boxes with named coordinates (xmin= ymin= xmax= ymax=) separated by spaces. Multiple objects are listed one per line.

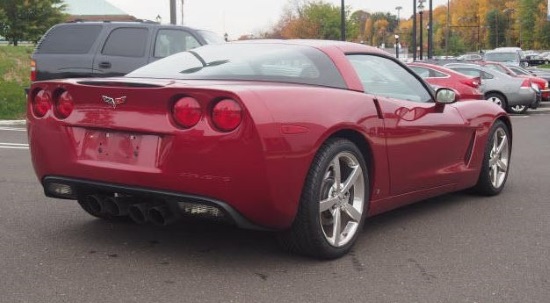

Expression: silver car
xmin=445 ymin=63 xmax=538 ymax=114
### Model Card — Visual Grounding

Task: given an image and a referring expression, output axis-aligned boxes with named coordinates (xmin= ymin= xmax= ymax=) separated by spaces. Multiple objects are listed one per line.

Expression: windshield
xmin=127 ymin=43 xmax=346 ymax=88
xmin=198 ymin=30 xmax=226 ymax=44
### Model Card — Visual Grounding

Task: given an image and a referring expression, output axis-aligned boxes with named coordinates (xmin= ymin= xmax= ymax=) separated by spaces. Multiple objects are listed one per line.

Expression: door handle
xmin=99 ymin=62 xmax=112 ymax=69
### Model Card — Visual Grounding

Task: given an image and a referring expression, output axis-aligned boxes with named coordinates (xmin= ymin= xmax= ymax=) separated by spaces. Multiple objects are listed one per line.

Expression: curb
xmin=0 ymin=120 xmax=26 ymax=126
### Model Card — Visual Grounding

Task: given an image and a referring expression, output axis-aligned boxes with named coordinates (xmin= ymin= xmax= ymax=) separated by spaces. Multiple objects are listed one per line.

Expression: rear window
xmin=35 ymin=25 xmax=102 ymax=54
xmin=127 ymin=43 xmax=346 ymax=89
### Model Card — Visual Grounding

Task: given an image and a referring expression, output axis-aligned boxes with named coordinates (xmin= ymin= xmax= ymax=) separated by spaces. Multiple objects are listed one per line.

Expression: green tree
xmin=0 ymin=0 xmax=67 ymax=46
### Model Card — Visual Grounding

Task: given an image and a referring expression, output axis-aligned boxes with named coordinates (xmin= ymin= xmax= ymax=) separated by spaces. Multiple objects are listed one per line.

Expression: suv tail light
xmin=172 ymin=97 xmax=202 ymax=128
xmin=33 ymin=90 xmax=51 ymax=118
xmin=55 ymin=91 xmax=74 ymax=119
xmin=30 ymin=60 xmax=37 ymax=82
xmin=211 ymin=99 xmax=242 ymax=132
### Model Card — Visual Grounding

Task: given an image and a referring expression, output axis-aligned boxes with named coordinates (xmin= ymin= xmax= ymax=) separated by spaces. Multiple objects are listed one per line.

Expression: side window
xmin=102 ymin=28 xmax=148 ymax=57
xmin=452 ymin=68 xmax=481 ymax=78
xmin=36 ymin=25 xmax=102 ymax=54
xmin=410 ymin=66 xmax=430 ymax=78
xmin=348 ymin=55 xmax=432 ymax=103
xmin=154 ymin=30 xmax=201 ymax=58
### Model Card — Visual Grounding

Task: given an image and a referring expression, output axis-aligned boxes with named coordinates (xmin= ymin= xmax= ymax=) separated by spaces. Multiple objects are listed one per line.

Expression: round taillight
xmin=212 ymin=99 xmax=242 ymax=132
xmin=55 ymin=91 xmax=74 ymax=119
xmin=33 ymin=90 xmax=51 ymax=118
xmin=173 ymin=97 xmax=202 ymax=128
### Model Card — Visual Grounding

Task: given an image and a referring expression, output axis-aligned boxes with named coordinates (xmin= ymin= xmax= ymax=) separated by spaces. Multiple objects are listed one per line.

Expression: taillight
xmin=521 ymin=79 xmax=532 ymax=88
xmin=55 ymin=91 xmax=74 ymax=119
xmin=33 ymin=90 xmax=51 ymax=118
xmin=461 ymin=76 xmax=481 ymax=88
xmin=172 ymin=97 xmax=202 ymax=128
xmin=30 ymin=60 xmax=36 ymax=82
xmin=211 ymin=99 xmax=242 ymax=132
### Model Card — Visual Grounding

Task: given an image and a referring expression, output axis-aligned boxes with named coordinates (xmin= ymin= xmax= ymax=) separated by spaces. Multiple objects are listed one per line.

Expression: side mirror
xmin=435 ymin=88 xmax=457 ymax=104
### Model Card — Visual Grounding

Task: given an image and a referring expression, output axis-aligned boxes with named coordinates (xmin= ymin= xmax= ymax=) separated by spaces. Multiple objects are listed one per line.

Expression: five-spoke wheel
xmin=278 ymin=138 xmax=369 ymax=259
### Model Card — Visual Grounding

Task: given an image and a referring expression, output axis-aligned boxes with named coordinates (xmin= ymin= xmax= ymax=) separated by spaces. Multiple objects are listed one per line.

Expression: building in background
xmin=64 ymin=0 xmax=136 ymax=22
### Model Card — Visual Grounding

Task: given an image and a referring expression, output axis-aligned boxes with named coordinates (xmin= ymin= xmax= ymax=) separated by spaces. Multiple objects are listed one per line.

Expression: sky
xmin=107 ymin=0 xmax=448 ymax=39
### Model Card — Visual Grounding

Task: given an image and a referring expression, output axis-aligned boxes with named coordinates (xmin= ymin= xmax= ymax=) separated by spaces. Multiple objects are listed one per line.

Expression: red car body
xmin=408 ymin=62 xmax=484 ymax=100
xmin=27 ymin=40 xmax=512 ymax=258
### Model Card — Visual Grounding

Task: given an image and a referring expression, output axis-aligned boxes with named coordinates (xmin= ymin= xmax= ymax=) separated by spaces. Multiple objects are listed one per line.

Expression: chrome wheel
xmin=487 ymin=94 xmax=505 ymax=109
xmin=488 ymin=128 xmax=510 ymax=189
xmin=318 ymin=152 xmax=365 ymax=247
xmin=508 ymin=105 xmax=527 ymax=114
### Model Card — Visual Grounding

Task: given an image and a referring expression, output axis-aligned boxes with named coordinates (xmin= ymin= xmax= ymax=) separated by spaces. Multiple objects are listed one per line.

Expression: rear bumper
xmin=506 ymin=88 xmax=537 ymax=107
xmin=43 ymin=176 xmax=271 ymax=231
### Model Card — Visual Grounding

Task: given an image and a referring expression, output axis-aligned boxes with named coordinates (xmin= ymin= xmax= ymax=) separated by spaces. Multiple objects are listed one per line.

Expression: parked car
xmin=484 ymin=49 xmax=527 ymax=67
xmin=27 ymin=40 xmax=512 ymax=259
xmin=480 ymin=61 xmax=549 ymax=101
xmin=525 ymin=54 xmax=549 ymax=66
xmin=408 ymin=62 xmax=483 ymax=100
xmin=456 ymin=53 xmax=483 ymax=61
xmin=445 ymin=63 xmax=538 ymax=114
xmin=31 ymin=21 xmax=225 ymax=82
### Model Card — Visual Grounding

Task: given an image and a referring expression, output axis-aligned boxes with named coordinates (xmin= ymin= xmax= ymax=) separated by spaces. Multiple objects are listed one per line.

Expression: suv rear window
xmin=36 ymin=25 xmax=102 ymax=54
xmin=102 ymin=27 xmax=149 ymax=57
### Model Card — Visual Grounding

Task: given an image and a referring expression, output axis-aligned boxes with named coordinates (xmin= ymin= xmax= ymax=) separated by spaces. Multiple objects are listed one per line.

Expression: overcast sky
xmin=107 ymin=0 xmax=448 ymax=39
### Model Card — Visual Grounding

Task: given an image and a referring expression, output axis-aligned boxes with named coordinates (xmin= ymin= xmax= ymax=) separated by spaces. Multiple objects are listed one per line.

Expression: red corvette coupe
xmin=27 ymin=40 xmax=512 ymax=259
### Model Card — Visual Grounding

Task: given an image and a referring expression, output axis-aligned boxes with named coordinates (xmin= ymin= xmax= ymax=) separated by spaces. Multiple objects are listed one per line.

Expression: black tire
xmin=507 ymin=104 xmax=528 ymax=114
xmin=485 ymin=92 xmax=507 ymax=110
xmin=278 ymin=138 xmax=369 ymax=259
xmin=471 ymin=120 xmax=511 ymax=196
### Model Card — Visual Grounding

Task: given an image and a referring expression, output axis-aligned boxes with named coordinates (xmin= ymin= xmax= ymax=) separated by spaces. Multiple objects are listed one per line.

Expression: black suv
xmin=31 ymin=21 xmax=224 ymax=81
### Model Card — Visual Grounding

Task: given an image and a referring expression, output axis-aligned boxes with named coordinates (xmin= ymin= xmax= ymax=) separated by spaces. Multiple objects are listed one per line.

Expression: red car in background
xmin=408 ymin=62 xmax=484 ymax=100
xmin=478 ymin=61 xmax=550 ymax=101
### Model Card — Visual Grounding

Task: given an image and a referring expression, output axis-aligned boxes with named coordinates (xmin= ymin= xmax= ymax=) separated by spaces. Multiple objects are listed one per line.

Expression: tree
xmin=0 ymin=0 xmax=67 ymax=46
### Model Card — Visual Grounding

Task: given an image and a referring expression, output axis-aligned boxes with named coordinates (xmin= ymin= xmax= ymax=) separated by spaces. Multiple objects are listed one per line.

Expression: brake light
xmin=30 ymin=60 xmax=36 ymax=82
xmin=211 ymin=99 xmax=242 ymax=132
xmin=521 ymin=79 xmax=531 ymax=88
xmin=172 ymin=97 xmax=202 ymax=128
xmin=33 ymin=90 xmax=51 ymax=118
xmin=55 ymin=91 xmax=74 ymax=119
xmin=461 ymin=76 xmax=481 ymax=88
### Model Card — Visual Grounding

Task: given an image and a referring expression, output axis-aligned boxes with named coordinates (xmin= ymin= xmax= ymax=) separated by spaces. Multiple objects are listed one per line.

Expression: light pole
xmin=428 ymin=0 xmax=433 ymax=59
xmin=418 ymin=0 xmax=425 ymax=60
xmin=395 ymin=34 xmax=400 ymax=59
xmin=396 ymin=6 xmax=402 ymax=27
xmin=445 ymin=0 xmax=449 ymax=57
xmin=341 ymin=0 xmax=346 ymax=41
xmin=413 ymin=0 xmax=417 ymax=61
xmin=170 ymin=0 xmax=177 ymax=25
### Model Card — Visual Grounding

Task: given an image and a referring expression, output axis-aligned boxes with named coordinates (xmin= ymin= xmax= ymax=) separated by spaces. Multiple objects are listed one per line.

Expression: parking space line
xmin=0 ymin=143 xmax=29 ymax=149
xmin=0 ymin=127 xmax=26 ymax=132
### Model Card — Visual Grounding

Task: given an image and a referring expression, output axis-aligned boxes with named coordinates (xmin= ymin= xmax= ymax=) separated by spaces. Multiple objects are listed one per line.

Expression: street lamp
xmin=155 ymin=14 xmax=162 ymax=24
xmin=418 ymin=0 xmax=425 ymax=60
xmin=224 ymin=33 xmax=229 ymax=42
xmin=396 ymin=6 xmax=402 ymax=26
xmin=395 ymin=34 xmax=400 ymax=59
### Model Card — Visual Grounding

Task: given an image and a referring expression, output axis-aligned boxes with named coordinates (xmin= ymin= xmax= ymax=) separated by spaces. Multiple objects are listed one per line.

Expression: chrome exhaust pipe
xmin=148 ymin=205 xmax=178 ymax=226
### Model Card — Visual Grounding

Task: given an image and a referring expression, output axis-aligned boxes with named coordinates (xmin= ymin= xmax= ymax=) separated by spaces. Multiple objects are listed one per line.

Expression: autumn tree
xmin=0 ymin=0 xmax=67 ymax=46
